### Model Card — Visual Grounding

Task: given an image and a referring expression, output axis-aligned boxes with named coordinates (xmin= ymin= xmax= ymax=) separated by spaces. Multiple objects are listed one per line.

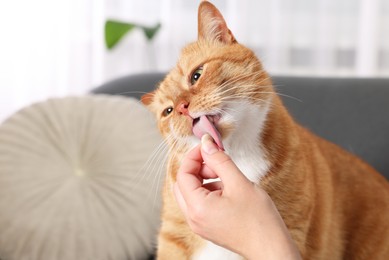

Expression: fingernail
xmin=201 ymin=134 xmax=218 ymax=154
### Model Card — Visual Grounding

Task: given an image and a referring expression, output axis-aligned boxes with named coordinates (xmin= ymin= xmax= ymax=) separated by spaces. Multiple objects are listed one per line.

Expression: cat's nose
xmin=177 ymin=101 xmax=190 ymax=116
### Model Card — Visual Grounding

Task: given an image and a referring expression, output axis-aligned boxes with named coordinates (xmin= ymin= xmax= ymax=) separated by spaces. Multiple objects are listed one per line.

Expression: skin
xmin=173 ymin=135 xmax=302 ymax=260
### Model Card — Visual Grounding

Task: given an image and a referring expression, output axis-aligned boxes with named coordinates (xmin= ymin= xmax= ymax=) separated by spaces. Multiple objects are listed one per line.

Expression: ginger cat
xmin=142 ymin=1 xmax=389 ymax=259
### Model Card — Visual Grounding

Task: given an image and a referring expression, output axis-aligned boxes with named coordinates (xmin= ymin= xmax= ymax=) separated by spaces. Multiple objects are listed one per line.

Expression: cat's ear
xmin=198 ymin=1 xmax=237 ymax=44
xmin=141 ymin=91 xmax=155 ymax=106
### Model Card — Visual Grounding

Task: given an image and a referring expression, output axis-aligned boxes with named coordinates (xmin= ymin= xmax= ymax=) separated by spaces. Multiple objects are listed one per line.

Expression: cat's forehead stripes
xmin=157 ymin=74 xmax=187 ymax=104
xmin=178 ymin=41 xmax=255 ymax=73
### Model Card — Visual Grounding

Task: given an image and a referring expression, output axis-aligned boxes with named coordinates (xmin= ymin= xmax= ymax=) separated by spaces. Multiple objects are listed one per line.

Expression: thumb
xmin=200 ymin=134 xmax=250 ymax=187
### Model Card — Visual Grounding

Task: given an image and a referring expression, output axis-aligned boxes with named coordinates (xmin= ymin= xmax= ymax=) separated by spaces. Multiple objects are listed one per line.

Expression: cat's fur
xmin=142 ymin=1 xmax=389 ymax=259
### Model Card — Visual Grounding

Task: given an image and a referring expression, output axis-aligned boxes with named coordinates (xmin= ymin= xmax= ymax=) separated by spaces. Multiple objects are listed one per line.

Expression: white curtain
xmin=0 ymin=0 xmax=388 ymax=122
xmin=0 ymin=0 xmax=105 ymax=122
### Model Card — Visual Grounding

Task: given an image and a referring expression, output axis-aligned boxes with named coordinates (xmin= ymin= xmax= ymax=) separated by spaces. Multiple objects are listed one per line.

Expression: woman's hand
xmin=173 ymin=134 xmax=301 ymax=259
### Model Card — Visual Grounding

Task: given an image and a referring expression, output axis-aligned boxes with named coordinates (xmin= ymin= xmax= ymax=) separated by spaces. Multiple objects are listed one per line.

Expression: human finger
xmin=173 ymin=182 xmax=188 ymax=217
xmin=176 ymin=145 xmax=211 ymax=206
xmin=200 ymin=134 xmax=250 ymax=187
xmin=198 ymin=164 xmax=219 ymax=179
xmin=202 ymin=181 xmax=223 ymax=192
xmin=178 ymin=144 xmax=203 ymax=179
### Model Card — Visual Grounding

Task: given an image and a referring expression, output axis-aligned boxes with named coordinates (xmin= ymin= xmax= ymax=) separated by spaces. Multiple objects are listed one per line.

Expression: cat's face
xmin=142 ymin=1 xmax=273 ymax=150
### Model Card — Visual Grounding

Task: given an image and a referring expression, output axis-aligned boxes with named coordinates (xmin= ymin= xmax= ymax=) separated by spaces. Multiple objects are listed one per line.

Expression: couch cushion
xmin=273 ymin=77 xmax=389 ymax=177
xmin=0 ymin=95 xmax=164 ymax=260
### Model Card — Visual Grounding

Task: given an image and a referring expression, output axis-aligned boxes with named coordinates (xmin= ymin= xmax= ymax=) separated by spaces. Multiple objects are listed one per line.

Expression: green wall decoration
xmin=105 ymin=20 xmax=161 ymax=49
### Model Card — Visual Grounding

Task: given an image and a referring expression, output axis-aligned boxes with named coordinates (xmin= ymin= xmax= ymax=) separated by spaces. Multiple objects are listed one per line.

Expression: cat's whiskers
xmin=216 ymin=70 xmax=259 ymax=91
xmin=215 ymin=66 xmax=262 ymax=90
xmin=217 ymin=79 xmax=301 ymax=108
xmin=219 ymin=95 xmax=273 ymax=113
xmin=216 ymin=79 xmax=271 ymax=98
xmin=149 ymin=142 xmax=171 ymax=209
xmin=221 ymin=68 xmax=270 ymax=84
xmin=273 ymin=91 xmax=302 ymax=103
xmin=218 ymin=89 xmax=272 ymax=102
xmin=226 ymin=89 xmax=301 ymax=104
xmin=218 ymin=74 xmax=271 ymax=91
xmin=165 ymin=135 xmax=184 ymax=168
xmin=216 ymin=70 xmax=269 ymax=94
xmin=215 ymin=71 xmax=302 ymax=102
xmin=161 ymin=137 xmax=191 ymax=199
xmin=141 ymin=133 xmax=175 ymax=207
xmin=136 ymin=136 xmax=167 ymax=176
xmin=213 ymin=106 xmax=236 ymax=121
xmin=134 ymin=137 xmax=169 ymax=189
xmin=152 ymin=161 xmax=167 ymax=209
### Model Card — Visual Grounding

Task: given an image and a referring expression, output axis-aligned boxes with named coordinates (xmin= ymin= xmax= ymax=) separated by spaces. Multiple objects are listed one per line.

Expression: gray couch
xmin=93 ymin=73 xmax=389 ymax=180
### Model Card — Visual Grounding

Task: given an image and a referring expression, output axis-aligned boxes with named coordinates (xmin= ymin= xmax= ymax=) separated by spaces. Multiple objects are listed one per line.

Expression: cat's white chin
xmin=187 ymin=99 xmax=271 ymax=183
xmin=218 ymin=99 xmax=271 ymax=182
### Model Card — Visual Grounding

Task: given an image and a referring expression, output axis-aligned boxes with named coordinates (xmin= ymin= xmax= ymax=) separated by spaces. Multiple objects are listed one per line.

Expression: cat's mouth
xmin=192 ymin=114 xmax=224 ymax=150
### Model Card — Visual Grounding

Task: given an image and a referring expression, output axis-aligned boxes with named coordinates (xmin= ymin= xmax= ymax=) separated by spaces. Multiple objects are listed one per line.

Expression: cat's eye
xmin=162 ymin=107 xmax=173 ymax=117
xmin=190 ymin=67 xmax=203 ymax=85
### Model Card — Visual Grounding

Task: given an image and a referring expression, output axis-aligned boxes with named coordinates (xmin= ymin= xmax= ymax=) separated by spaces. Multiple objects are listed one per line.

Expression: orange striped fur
xmin=142 ymin=1 xmax=389 ymax=259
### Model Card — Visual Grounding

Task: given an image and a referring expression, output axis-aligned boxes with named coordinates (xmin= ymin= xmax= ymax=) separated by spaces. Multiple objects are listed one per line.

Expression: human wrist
xmin=243 ymin=229 xmax=301 ymax=260
xmin=241 ymin=195 xmax=301 ymax=260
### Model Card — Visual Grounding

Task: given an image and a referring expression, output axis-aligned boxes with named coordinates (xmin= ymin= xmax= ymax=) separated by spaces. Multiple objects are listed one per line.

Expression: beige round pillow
xmin=0 ymin=95 xmax=164 ymax=260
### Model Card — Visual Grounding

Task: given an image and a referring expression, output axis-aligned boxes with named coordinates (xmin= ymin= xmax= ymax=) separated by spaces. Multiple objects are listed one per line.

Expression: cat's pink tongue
xmin=192 ymin=115 xmax=224 ymax=150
